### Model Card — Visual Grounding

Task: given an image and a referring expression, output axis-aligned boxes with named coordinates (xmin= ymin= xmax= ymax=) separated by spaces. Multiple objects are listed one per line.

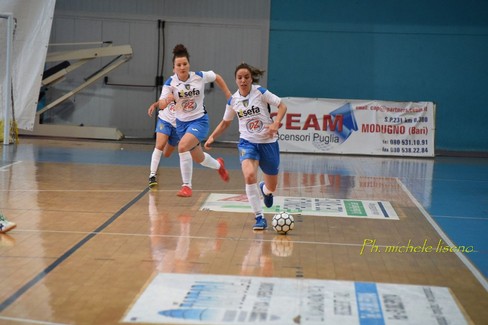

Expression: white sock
xmin=179 ymin=151 xmax=193 ymax=187
xmin=150 ymin=148 xmax=163 ymax=176
xmin=262 ymin=183 xmax=272 ymax=196
xmin=246 ymin=183 xmax=263 ymax=215
xmin=200 ymin=152 xmax=220 ymax=169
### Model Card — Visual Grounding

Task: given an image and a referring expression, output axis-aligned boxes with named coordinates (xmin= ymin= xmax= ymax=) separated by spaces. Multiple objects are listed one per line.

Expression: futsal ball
xmin=272 ymin=212 xmax=295 ymax=234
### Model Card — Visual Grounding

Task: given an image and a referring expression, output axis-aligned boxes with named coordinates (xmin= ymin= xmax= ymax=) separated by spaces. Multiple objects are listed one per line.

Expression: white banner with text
xmin=124 ymin=273 xmax=468 ymax=324
xmin=275 ymin=98 xmax=435 ymax=157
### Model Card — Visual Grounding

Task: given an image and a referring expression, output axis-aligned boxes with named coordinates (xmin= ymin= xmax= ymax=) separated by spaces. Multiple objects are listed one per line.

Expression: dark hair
xmin=235 ymin=63 xmax=265 ymax=83
xmin=172 ymin=44 xmax=190 ymax=64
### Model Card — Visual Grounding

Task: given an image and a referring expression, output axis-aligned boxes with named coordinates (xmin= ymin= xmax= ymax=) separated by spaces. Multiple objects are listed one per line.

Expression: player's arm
xmin=147 ymin=101 xmax=159 ymax=117
xmin=157 ymin=93 xmax=175 ymax=111
xmin=205 ymin=119 xmax=232 ymax=150
xmin=267 ymin=101 xmax=287 ymax=137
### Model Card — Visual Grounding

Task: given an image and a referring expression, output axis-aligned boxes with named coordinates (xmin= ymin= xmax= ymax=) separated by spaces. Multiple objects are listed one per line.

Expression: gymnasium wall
xmin=268 ymin=0 xmax=488 ymax=153
xmin=47 ymin=0 xmax=270 ymax=140
xmin=47 ymin=1 xmax=488 ymax=153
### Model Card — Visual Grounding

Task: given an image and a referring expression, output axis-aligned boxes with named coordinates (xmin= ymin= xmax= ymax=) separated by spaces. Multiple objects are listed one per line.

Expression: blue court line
xmin=0 ymin=187 xmax=150 ymax=313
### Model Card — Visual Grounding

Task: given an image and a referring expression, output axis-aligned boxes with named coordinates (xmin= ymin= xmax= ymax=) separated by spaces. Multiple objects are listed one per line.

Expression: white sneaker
xmin=0 ymin=214 xmax=16 ymax=233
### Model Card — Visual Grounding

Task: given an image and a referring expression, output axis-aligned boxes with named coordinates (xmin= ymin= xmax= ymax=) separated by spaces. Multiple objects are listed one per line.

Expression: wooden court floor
xmin=0 ymin=137 xmax=487 ymax=324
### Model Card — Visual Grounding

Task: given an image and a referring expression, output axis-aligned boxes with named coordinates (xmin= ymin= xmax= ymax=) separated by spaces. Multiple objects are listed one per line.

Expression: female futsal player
xmin=146 ymin=96 xmax=194 ymax=197
xmin=204 ymin=63 xmax=287 ymax=230
xmin=157 ymin=44 xmax=232 ymax=197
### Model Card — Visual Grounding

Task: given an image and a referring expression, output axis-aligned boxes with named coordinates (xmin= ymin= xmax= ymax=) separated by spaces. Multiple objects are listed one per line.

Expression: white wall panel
xmin=47 ymin=0 xmax=270 ymax=139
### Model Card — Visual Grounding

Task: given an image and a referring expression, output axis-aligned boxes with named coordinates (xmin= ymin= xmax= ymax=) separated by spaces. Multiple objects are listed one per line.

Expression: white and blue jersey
xmin=160 ymin=71 xmax=217 ymax=122
xmin=223 ymin=84 xmax=282 ymax=144
xmin=155 ymin=102 xmax=179 ymax=146
xmin=224 ymin=84 xmax=282 ymax=175
xmin=158 ymin=101 xmax=177 ymax=127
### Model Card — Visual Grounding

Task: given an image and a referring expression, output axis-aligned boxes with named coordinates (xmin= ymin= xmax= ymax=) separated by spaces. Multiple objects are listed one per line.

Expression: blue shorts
xmin=176 ymin=114 xmax=210 ymax=142
xmin=238 ymin=139 xmax=280 ymax=175
xmin=155 ymin=118 xmax=179 ymax=147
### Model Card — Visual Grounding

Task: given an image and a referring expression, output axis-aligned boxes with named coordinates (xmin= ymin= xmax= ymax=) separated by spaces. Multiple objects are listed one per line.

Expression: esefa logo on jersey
xmin=238 ymin=105 xmax=261 ymax=119
xmin=178 ymin=84 xmax=200 ymax=99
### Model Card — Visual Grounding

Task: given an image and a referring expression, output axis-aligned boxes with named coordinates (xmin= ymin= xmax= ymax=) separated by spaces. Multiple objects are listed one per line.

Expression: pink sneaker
xmin=177 ymin=186 xmax=192 ymax=197
xmin=216 ymin=158 xmax=229 ymax=182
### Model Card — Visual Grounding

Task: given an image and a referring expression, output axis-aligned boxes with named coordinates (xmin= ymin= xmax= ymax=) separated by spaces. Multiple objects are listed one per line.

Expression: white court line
xmin=11 ymin=229 xmax=384 ymax=249
xmin=432 ymin=215 xmax=488 ymax=221
xmin=0 ymin=188 xmax=244 ymax=193
xmin=0 ymin=316 xmax=70 ymax=325
xmin=0 ymin=189 xmax=145 ymax=193
xmin=0 ymin=161 xmax=23 ymax=171
xmin=396 ymin=178 xmax=488 ymax=292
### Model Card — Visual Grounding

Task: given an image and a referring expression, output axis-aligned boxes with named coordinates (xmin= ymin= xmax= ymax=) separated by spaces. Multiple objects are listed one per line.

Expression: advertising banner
xmin=200 ymin=193 xmax=399 ymax=219
xmin=124 ymin=273 xmax=469 ymax=324
xmin=276 ymin=98 xmax=435 ymax=157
